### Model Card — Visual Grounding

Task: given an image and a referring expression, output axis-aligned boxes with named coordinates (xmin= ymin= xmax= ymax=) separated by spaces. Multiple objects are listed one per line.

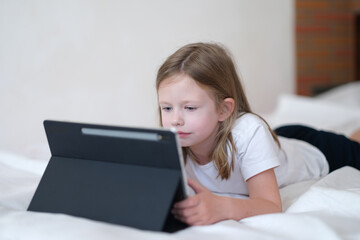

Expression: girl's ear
xmin=218 ymin=98 xmax=235 ymax=122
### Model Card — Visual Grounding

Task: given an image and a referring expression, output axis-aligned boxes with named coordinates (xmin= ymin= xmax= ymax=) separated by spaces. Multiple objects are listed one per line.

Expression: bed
xmin=1 ymin=82 xmax=360 ymax=240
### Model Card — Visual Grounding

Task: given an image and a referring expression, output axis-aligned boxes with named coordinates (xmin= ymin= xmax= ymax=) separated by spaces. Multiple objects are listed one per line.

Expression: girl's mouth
xmin=177 ymin=131 xmax=191 ymax=138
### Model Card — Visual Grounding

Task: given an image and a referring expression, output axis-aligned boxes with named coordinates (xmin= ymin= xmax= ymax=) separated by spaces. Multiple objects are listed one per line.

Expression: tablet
xmin=28 ymin=120 xmax=189 ymax=232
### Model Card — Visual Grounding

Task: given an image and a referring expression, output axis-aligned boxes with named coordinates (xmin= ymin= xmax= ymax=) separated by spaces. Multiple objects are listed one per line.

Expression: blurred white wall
xmin=0 ymin=0 xmax=295 ymax=158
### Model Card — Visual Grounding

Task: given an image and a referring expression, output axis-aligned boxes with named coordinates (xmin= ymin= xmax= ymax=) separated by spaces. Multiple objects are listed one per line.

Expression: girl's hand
xmin=172 ymin=169 xmax=282 ymax=226
xmin=171 ymin=178 xmax=230 ymax=226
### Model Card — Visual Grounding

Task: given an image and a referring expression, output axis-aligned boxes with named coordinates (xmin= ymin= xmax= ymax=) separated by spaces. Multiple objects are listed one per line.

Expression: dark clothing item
xmin=274 ymin=125 xmax=360 ymax=172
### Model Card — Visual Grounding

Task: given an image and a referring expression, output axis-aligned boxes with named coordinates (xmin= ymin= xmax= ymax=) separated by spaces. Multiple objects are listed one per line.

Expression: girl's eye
xmin=161 ymin=107 xmax=172 ymax=112
xmin=185 ymin=106 xmax=197 ymax=111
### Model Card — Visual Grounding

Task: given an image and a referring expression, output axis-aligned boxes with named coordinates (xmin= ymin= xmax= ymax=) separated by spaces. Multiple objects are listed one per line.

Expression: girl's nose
xmin=171 ymin=111 xmax=184 ymax=126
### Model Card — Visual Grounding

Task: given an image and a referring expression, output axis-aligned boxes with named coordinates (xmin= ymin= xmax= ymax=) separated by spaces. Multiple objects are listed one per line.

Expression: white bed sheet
xmin=1 ymin=82 xmax=360 ymax=240
xmin=0 ymin=151 xmax=359 ymax=240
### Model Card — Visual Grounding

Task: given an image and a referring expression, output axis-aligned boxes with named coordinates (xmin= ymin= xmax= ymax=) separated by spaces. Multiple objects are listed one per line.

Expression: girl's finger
xmin=187 ymin=178 xmax=206 ymax=194
xmin=174 ymin=195 xmax=199 ymax=209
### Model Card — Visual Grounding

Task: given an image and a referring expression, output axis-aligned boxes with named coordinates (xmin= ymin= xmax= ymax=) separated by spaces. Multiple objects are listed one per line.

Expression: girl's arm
xmin=171 ymin=168 xmax=282 ymax=226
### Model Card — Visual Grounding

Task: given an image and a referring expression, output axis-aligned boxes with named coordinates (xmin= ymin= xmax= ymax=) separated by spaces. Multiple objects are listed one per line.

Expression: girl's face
xmin=158 ymin=74 xmax=222 ymax=156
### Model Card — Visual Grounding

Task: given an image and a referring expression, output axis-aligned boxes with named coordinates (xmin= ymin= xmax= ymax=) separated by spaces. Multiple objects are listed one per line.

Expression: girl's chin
xmin=179 ymin=140 xmax=192 ymax=147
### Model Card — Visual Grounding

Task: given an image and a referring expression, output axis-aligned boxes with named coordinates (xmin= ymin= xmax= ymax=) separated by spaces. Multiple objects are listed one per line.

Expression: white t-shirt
xmin=185 ymin=113 xmax=329 ymax=197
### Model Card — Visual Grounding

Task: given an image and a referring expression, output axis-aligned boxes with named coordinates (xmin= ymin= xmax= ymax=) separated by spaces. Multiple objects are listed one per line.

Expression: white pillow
xmin=264 ymin=94 xmax=360 ymax=137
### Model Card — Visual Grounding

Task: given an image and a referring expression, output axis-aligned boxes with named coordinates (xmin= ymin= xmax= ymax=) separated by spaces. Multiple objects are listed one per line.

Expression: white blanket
xmin=0 ymin=150 xmax=359 ymax=240
xmin=1 ymin=82 xmax=360 ymax=239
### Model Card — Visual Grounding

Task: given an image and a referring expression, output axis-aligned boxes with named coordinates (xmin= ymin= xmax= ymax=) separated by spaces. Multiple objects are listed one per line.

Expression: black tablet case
xmin=28 ymin=120 xmax=188 ymax=232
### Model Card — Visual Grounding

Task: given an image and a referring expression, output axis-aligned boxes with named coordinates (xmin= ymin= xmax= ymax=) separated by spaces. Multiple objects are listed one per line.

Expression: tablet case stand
xmin=28 ymin=120 xmax=188 ymax=232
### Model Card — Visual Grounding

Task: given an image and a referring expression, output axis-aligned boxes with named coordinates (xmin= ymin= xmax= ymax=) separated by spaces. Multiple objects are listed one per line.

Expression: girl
xmin=156 ymin=42 xmax=360 ymax=226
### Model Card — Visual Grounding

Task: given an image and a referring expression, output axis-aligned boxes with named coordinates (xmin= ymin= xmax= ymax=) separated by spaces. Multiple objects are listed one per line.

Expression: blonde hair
xmin=156 ymin=42 xmax=280 ymax=180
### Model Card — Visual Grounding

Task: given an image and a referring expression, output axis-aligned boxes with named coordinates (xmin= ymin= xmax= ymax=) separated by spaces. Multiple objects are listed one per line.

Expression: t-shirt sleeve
xmin=239 ymin=122 xmax=281 ymax=181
